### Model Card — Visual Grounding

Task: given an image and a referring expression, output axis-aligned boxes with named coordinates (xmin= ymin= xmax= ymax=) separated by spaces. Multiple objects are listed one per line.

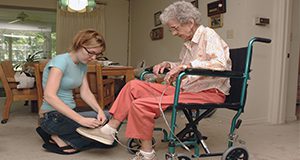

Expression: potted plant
xmin=14 ymin=50 xmax=44 ymax=77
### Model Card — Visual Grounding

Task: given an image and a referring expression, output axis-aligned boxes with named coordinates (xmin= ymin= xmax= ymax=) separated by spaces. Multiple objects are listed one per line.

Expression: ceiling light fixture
xmin=59 ymin=0 xmax=96 ymax=13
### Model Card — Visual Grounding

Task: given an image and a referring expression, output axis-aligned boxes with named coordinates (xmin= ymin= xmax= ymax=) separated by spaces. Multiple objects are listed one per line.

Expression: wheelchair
xmin=126 ymin=37 xmax=271 ymax=160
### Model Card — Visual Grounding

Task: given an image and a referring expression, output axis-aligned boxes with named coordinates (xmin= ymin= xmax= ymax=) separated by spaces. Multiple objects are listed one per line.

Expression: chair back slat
xmin=0 ymin=61 xmax=17 ymax=94
xmin=225 ymin=47 xmax=248 ymax=104
xmin=1 ymin=61 xmax=15 ymax=81
xmin=34 ymin=61 xmax=46 ymax=111
xmin=73 ymin=63 xmax=103 ymax=107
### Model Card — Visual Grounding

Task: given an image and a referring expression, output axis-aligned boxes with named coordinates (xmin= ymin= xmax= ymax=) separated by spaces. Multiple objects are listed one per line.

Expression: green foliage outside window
xmin=0 ymin=30 xmax=56 ymax=66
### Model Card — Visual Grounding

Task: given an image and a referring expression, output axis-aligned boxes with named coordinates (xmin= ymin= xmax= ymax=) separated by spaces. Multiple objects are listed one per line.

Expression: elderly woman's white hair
xmin=160 ymin=1 xmax=201 ymax=25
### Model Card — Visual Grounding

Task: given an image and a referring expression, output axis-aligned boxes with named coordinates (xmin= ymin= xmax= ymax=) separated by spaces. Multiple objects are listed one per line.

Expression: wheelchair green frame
xmin=140 ymin=37 xmax=271 ymax=159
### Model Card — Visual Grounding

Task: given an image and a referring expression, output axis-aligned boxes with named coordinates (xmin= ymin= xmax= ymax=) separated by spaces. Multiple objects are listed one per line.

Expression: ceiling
xmin=0 ymin=7 xmax=56 ymax=31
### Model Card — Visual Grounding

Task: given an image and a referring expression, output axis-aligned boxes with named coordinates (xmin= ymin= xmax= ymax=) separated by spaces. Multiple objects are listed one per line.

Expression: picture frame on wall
xmin=209 ymin=14 xmax=223 ymax=29
xmin=154 ymin=11 xmax=162 ymax=26
xmin=207 ymin=0 xmax=226 ymax=17
xmin=191 ymin=0 xmax=199 ymax=8
xmin=150 ymin=27 xmax=163 ymax=40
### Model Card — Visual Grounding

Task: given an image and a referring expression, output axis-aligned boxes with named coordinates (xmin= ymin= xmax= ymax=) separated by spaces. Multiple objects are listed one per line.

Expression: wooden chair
xmin=34 ymin=61 xmax=115 ymax=113
xmin=74 ymin=62 xmax=115 ymax=109
xmin=0 ymin=60 xmax=38 ymax=124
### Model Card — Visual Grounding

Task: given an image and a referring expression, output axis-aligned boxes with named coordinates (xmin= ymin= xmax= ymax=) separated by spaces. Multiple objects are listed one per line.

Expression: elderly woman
xmin=76 ymin=1 xmax=231 ymax=159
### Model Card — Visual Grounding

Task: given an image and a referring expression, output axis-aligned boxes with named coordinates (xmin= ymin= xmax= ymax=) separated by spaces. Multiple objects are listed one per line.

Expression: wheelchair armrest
xmin=183 ymin=68 xmax=244 ymax=78
xmin=144 ymin=66 xmax=153 ymax=72
xmin=140 ymin=66 xmax=170 ymax=80
xmin=144 ymin=66 xmax=170 ymax=74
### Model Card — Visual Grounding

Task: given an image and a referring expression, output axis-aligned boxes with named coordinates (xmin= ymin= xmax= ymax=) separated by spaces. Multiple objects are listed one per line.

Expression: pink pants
xmin=109 ymin=79 xmax=225 ymax=140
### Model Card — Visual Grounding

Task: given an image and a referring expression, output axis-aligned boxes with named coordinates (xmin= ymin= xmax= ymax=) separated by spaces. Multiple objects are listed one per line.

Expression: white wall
xmin=200 ymin=0 xmax=274 ymax=123
xmin=130 ymin=0 xmax=183 ymax=67
xmin=130 ymin=0 xmax=295 ymax=124
xmin=286 ymin=0 xmax=300 ymax=121
xmin=104 ymin=0 xmax=129 ymax=65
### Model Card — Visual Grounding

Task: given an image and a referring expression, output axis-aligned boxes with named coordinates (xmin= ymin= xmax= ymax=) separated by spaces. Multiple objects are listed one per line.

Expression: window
xmin=0 ymin=29 xmax=56 ymax=65
xmin=0 ymin=8 xmax=56 ymax=66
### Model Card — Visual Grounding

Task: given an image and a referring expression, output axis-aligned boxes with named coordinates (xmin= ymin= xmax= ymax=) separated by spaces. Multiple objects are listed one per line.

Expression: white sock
xmin=100 ymin=124 xmax=117 ymax=134
xmin=140 ymin=149 xmax=155 ymax=159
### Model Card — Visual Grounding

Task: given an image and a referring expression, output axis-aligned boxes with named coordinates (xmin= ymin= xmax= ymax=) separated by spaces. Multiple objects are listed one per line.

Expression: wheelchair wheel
xmin=177 ymin=154 xmax=192 ymax=160
xmin=222 ymin=146 xmax=249 ymax=160
xmin=127 ymin=137 xmax=156 ymax=154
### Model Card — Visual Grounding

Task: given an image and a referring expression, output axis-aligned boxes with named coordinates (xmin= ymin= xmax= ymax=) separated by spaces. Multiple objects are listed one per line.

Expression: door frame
xmin=268 ymin=0 xmax=293 ymax=124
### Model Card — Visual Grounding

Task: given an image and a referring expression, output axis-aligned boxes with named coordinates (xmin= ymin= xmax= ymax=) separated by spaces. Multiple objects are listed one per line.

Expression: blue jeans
xmin=40 ymin=110 xmax=112 ymax=150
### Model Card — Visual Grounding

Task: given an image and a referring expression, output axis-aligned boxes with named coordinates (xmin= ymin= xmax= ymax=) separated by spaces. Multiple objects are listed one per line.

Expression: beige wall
xmin=0 ymin=0 xmax=56 ymax=10
xmin=130 ymin=0 xmax=297 ymax=124
xmin=200 ymin=0 xmax=273 ymax=123
xmin=130 ymin=0 xmax=183 ymax=67
xmin=104 ymin=0 xmax=129 ymax=65
xmin=287 ymin=0 xmax=300 ymax=121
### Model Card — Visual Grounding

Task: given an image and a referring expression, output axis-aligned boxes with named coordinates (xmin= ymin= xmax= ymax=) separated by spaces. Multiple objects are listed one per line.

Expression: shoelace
xmin=129 ymin=152 xmax=143 ymax=160
xmin=132 ymin=152 xmax=157 ymax=160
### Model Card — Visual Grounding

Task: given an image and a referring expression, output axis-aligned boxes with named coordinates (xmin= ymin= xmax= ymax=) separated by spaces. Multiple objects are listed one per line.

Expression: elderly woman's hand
xmin=164 ymin=64 xmax=189 ymax=85
xmin=153 ymin=62 xmax=170 ymax=75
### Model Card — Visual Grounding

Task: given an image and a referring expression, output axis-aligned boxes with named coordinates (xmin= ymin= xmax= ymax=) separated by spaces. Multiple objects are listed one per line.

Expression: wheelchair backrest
xmin=225 ymin=47 xmax=248 ymax=105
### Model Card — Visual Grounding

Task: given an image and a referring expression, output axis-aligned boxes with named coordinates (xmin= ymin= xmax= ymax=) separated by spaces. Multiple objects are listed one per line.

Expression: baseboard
xmin=214 ymin=113 xmax=298 ymax=125
xmin=286 ymin=115 xmax=297 ymax=122
xmin=213 ymin=114 xmax=268 ymax=125
xmin=213 ymin=110 xmax=268 ymax=124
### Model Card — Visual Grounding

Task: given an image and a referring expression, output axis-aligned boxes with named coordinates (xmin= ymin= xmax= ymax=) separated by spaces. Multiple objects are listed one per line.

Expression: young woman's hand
xmin=164 ymin=65 xmax=187 ymax=85
xmin=78 ymin=117 xmax=102 ymax=128
xmin=96 ymin=110 xmax=107 ymax=126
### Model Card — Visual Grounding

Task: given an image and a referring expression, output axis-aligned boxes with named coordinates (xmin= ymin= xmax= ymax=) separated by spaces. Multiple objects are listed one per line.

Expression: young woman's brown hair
xmin=70 ymin=29 xmax=106 ymax=52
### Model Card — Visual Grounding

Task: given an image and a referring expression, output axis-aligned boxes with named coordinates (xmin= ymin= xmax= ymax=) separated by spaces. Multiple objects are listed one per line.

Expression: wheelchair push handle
xmin=251 ymin=37 xmax=272 ymax=44
xmin=254 ymin=37 xmax=271 ymax=43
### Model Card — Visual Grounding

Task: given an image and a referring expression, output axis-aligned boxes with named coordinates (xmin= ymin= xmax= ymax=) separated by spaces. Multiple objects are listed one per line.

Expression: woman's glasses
xmin=82 ymin=46 xmax=103 ymax=58
xmin=169 ymin=25 xmax=180 ymax=33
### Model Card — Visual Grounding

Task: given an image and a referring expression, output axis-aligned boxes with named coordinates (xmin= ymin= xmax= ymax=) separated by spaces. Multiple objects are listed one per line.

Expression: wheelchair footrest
xmin=196 ymin=152 xmax=223 ymax=158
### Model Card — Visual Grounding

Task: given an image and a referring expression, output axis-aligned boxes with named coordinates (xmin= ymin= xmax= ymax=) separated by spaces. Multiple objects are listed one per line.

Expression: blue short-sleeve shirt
xmin=41 ymin=53 xmax=87 ymax=111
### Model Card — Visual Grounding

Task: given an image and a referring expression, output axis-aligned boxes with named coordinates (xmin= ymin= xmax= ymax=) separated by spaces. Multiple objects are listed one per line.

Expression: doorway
xmin=297 ymin=47 xmax=300 ymax=119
